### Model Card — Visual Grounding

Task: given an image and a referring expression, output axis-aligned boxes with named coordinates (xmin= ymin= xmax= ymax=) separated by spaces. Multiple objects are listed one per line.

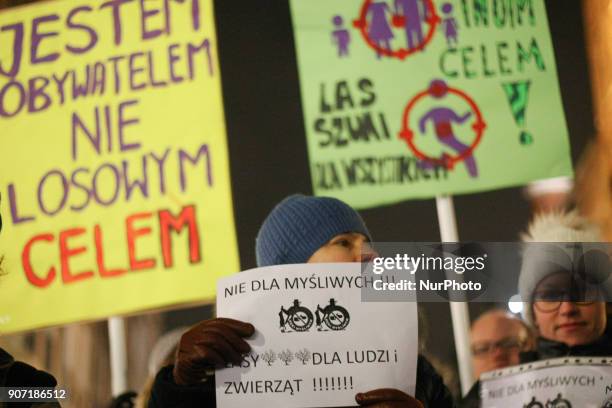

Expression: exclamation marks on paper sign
xmin=312 ymin=376 xmax=353 ymax=391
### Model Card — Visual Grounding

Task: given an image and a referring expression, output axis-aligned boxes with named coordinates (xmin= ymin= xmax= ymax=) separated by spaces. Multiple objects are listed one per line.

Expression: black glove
xmin=355 ymin=388 xmax=424 ymax=408
xmin=173 ymin=318 xmax=255 ymax=385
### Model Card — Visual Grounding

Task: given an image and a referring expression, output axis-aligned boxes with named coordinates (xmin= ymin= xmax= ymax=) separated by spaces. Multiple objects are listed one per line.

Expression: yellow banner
xmin=0 ymin=0 xmax=239 ymax=333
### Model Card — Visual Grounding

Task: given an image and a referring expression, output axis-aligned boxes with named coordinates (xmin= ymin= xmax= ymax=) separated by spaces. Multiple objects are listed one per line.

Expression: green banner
xmin=290 ymin=0 xmax=572 ymax=208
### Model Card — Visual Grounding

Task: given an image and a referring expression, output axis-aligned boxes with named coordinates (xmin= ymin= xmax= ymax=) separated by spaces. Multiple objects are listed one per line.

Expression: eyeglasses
xmin=471 ymin=337 xmax=524 ymax=357
xmin=533 ymin=288 xmax=600 ymax=313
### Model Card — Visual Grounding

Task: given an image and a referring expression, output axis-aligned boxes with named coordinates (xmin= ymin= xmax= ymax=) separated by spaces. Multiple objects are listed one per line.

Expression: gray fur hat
xmin=518 ymin=211 xmax=603 ymax=325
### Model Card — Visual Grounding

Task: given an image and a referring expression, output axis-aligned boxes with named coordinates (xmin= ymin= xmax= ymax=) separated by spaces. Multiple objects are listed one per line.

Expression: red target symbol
xmin=353 ymin=0 xmax=440 ymax=60
xmin=399 ymin=80 xmax=486 ymax=172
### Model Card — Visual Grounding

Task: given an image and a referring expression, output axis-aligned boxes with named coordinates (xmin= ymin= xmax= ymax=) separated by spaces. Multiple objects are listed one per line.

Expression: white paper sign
xmin=481 ymin=357 xmax=612 ymax=408
xmin=215 ymin=263 xmax=418 ymax=408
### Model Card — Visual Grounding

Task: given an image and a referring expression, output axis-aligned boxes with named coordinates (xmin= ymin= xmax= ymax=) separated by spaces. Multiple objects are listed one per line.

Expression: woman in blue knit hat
xmin=148 ymin=194 xmax=455 ymax=408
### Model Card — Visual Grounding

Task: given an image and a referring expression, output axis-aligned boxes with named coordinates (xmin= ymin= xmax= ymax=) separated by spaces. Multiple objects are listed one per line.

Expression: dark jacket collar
xmin=0 ymin=347 xmax=56 ymax=388
xmin=520 ymin=332 xmax=612 ymax=363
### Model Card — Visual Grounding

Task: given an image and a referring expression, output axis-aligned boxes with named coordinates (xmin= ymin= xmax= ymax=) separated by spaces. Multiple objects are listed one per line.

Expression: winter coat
xmin=0 ymin=347 xmax=60 ymax=408
xmin=148 ymin=354 xmax=455 ymax=407
xmin=519 ymin=331 xmax=612 ymax=363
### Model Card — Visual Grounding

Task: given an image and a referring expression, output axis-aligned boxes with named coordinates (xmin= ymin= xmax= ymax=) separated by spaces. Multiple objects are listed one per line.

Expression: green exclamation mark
xmin=502 ymin=81 xmax=532 ymax=145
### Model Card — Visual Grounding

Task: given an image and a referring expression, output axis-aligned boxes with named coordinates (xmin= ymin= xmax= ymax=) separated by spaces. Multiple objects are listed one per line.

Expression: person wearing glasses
xmin=461 ymin=211 xmax=611 ymax=408
xmin=470 ymin=310 xmax=534 ymax=378
xmin=518 ymin=211 xmax=612 ymax=363
xmin=459 ymin=310 xmax=534 ymax=407
xmin=148 ymin=194 xmax=455 ymax=408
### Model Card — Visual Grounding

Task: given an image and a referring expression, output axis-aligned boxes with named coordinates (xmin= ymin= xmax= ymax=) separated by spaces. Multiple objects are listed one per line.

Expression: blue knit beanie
xmin=255 ymin=194 xmax=372 ymax=267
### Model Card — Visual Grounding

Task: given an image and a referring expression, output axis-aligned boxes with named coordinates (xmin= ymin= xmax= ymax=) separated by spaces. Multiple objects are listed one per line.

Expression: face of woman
xmin=533 ymin=301 xmax=607 ymax=346
xmin=307 ymin=233 xmax=374 ymax=263
xmin=532 ymin=272 xmax=607 ymax=346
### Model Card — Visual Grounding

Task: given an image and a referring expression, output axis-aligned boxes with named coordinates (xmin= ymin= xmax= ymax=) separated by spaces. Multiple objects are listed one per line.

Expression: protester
xmin=459 ymin=309 xmax=534 ymax=407
xmin=148 ymin=194 xmax=455 ymax=407
xmin=0 ymin=347 xmax=61 ymax=408
xmin=462 ymin=211 xmax=612 ymax=407
xmin=0 ymin=232 xmax=61 ymax=408
xmin=518 ymin=211 xmax=612 ymax=362
xmin=470 ymin=310 xmax=534 ymax=379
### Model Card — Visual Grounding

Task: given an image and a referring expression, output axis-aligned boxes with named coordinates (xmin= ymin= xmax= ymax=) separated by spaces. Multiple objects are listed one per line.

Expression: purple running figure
xmin=394 ymin=0 xmax=428 ymax=51
xmin=332 ymin=15 xmax=350 ymax=57
xmin=440 ymin=2 xmax=458 ymax=47
xmin=366 ymin=1 xmax=394 ymax=58
xmin=418 ymin=79 xmax=478 ymax=177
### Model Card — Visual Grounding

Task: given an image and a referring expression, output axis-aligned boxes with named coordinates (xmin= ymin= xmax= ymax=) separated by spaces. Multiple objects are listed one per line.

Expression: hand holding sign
xmin=356 ymin=388 xmax=424 ymax=407
xmin=173 ymin=318 xmax=255 ymax=386
xmin=216 ymin=264 xmax=419 ymax=407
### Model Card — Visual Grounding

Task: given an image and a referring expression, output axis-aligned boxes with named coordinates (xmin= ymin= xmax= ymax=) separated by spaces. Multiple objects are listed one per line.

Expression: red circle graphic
xmin=353 ymin=0 xmax=440 ymax=60
xmin=399 ymin=83 xmax=487 ymax=169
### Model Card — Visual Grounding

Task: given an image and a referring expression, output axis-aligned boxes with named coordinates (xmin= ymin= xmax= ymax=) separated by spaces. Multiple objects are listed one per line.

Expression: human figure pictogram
xmin=366 ymin=1 xmax=394 ymax=58
xmin=418 ymin=79 xmax=477 ymax=177
xmin=440 ymin=2 xmax=458 ymax=47
xmin=332 ymin=15 xmax=351 ymax=57
xmin=394 ymin=0 xmax=428 ymax=50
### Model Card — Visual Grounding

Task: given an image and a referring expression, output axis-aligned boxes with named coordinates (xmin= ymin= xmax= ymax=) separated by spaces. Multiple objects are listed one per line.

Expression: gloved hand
xmin=173 ymin=318 xmax=255 ymax=385
xmin=355 ymin=388 xmax=424 ymax=408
